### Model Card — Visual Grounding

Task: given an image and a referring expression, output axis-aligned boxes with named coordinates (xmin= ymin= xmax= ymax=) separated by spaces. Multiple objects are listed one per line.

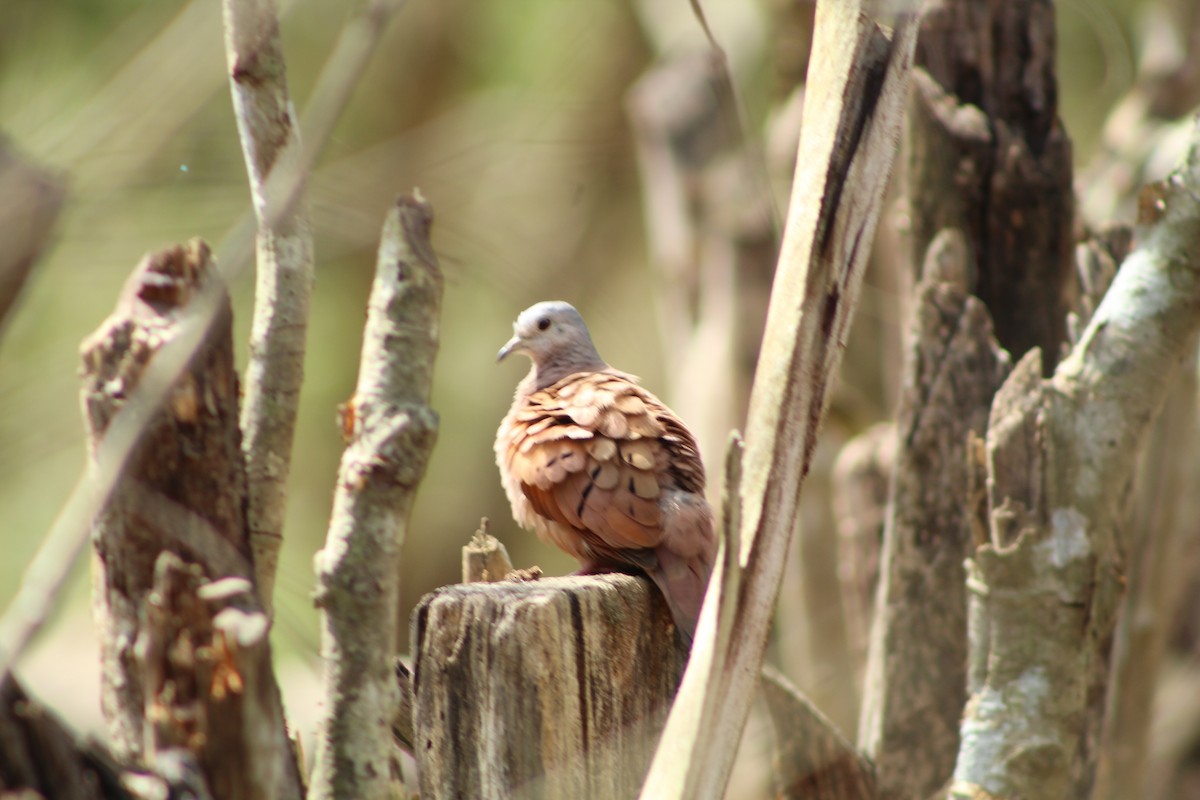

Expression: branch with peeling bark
xmin=951 ymin=118 xmax=1200 ymax=800
xmin=310 ymin=194 xmax=442 ymax=800
xmin=640 ymin=4 xmax=918 ymax=797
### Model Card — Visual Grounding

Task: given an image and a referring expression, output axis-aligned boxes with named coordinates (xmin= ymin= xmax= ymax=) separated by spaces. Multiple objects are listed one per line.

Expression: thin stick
xmin=222 ymin=0 xmax=316 ymax=614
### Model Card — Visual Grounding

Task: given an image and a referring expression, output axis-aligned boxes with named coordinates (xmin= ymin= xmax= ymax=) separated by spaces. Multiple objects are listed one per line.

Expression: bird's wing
xmin=502 ymin=370 xmax=705 ymax=562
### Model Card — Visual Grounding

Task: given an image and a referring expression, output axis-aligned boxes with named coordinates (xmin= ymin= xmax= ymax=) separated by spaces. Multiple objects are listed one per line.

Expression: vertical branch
xmin=1093 ymin=353 xmax=1200 ymax=799
xmin=310 ymin=194 xmax=442 ymax=800
xmin=857 ymin=230 xmax=1010 ymax=799
xmin=952 ymin=120 xmax=1200 ymax=799
xmin=640 ymin=5 xmax=917 ymax=797
xmin=0 ymin=139 xmax=65 ymax=337
xmin=222 ymin=0 xmax=315 ymax=613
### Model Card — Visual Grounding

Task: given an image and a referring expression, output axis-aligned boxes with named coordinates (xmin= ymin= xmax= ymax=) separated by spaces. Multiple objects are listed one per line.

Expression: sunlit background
xmin=1 ymin=0 xmax=1141 ymax=772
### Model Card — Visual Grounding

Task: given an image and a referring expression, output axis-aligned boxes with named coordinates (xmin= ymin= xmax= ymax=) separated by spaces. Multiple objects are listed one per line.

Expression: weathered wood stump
xmin=412 ymin=574 xmax=687 ymax=800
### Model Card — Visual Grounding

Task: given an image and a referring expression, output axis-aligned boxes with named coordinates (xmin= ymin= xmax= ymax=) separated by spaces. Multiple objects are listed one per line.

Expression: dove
xmin=495 ymin=300 xmax=716 ymax=640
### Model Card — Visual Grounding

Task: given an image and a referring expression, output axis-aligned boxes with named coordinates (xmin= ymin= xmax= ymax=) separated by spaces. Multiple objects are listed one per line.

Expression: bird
xmin=494 ymin=300 xmax=716 ymax=640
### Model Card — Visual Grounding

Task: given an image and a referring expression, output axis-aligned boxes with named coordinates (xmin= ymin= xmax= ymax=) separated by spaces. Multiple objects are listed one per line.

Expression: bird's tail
xmin=649 ymin=490 xmax=717 ymax=641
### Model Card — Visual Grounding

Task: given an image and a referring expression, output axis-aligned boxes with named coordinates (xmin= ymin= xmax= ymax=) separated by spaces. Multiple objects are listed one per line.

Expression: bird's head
xmin=497 ymin=301 xmax=606 ymax=377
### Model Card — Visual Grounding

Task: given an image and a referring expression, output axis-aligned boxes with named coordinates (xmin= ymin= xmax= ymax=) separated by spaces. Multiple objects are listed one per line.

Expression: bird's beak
xmin=497 ymin=335 xmax=522 ymax=363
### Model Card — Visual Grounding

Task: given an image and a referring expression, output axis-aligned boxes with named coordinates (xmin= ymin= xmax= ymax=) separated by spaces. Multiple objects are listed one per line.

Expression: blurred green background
xmin=1 ymin=0 xmax=1137 ymax=742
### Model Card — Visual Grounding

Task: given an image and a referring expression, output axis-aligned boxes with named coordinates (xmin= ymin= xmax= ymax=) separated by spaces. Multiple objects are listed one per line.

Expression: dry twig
xmin=222 ymin=0 xmax=316 ymax=613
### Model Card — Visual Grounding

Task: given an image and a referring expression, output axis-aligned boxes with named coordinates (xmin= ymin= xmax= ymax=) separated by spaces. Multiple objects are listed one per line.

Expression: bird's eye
xmin=537 ymin=317 xmax=551 ymax=331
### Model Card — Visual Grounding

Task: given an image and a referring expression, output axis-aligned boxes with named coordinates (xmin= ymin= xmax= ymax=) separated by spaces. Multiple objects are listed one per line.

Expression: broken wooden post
xmin=79 ymin=239 xmax=301 ymax=798
xmin=412 ymin=574 xmax=687 ymax=800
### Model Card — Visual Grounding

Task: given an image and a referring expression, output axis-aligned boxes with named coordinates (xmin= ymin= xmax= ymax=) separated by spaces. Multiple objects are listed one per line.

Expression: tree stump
xmin=412 ymin=574 xmax=687 ymax=800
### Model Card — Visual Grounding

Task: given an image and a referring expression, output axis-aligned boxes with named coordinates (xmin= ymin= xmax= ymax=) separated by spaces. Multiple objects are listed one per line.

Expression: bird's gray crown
xmin=498 ymin=300 xmax=607 ymax=387
xmin=515 ymin=301 xmax=587 ymax=338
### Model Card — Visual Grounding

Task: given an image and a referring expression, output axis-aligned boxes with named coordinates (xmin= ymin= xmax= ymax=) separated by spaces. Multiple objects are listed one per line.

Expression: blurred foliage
xmin=0 ymin=0 xmax=1138 ymax=730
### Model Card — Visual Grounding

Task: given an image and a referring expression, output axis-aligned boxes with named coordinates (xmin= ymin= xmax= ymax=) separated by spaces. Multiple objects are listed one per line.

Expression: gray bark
xmin=951 ymin=119 xmax=1200 ymax=799
xmin=223 ymin=0 xmax=316 ymax=615
xmin=310 ymin=194 xmax=442 ymax=800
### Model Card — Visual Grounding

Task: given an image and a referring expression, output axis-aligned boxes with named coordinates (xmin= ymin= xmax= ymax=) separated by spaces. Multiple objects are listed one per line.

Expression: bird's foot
xmin=506 ymin=566 xmax=543 ymax=582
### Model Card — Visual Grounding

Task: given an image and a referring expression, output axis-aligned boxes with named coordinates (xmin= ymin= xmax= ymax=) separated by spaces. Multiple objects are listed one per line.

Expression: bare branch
xmin=952 ymin=118 xmax=1200 ymax=799
xmin=0 ymin=139 xmax=65 ymax=336
xmin=310 ymin=194 xmax=442 ymax=800
xmin=222 ymin=0 xmax=315 ymax=614
xmin=640 ymin=5 xmax=918 ymax=797
xmin=0 ymin=0 xmax=410 ymax=684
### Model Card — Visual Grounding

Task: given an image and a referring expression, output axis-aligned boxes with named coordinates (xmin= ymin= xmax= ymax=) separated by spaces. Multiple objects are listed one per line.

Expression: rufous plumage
xmin=495 ymin=301 xmax=715 ymax=639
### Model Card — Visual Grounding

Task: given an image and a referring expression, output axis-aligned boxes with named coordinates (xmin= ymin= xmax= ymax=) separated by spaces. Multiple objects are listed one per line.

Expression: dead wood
xmin=952 ymin=120 xmax=1200 ymax=799
xmin=412 ymin=574 xmax=687 ymax=800
xmin=310 ymin=193 xmax=441 ymax=800
xmin=79 ymin=239 xmax=300 ymax=798
xmin=80 ymin=240 xmax=253 ymax=762
xmin=858 ymin=229 xmax=1011 ymax=799
xmin=908 ymin=0 xmax=1074 ymax=375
